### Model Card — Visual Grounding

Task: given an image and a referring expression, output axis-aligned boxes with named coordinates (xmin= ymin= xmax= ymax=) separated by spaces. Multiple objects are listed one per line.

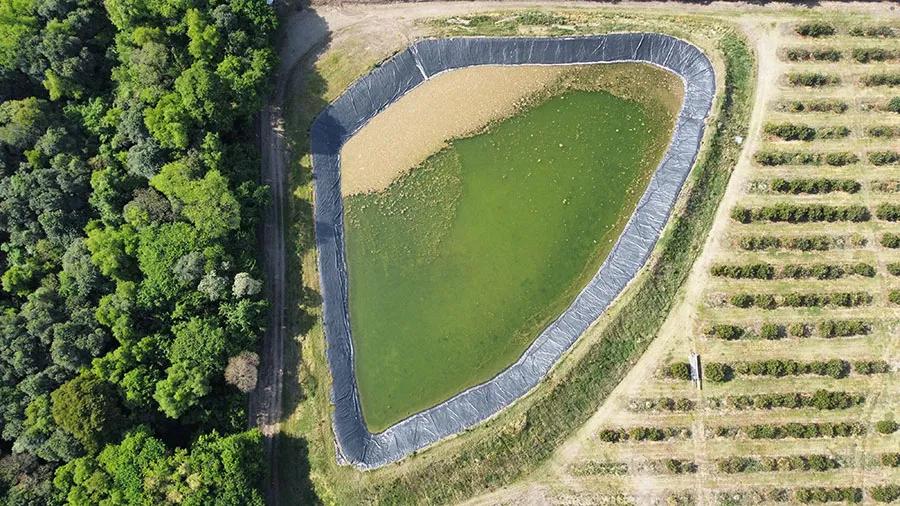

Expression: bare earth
xmin=341 ymin=65 xmax=568 ymax=196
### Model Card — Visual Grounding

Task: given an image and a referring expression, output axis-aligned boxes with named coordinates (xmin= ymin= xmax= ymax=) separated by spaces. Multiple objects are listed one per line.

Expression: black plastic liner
xmin=311 ymin=34 xmax=715 ymax=469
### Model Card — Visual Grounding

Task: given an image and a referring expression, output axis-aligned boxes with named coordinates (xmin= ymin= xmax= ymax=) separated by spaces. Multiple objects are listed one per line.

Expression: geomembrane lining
xmin=311 ymin=34 xmax=715 ymax=469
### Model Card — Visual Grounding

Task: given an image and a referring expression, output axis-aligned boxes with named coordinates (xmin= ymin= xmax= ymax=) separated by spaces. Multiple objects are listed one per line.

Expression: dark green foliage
xmin=730 ymin=204 xmax=869 ymax=223
xmin=870 ymin=151 xmax=900 ymax=166
xmin=795 ymin=22 xmax=836 ymax=37
xmin=868 ymin=126 xmax=899 ymax=138
xmin=882 ymin=453 xmax=900 ymax=467
xmin=725 ymin=390 xmax=863 ymax=411
xmin=723 ymin=359 xmax=853 ymax=380
xmin=850 ymin=26 xmax=898 ymax=38
xmin=0 ymin=0 xmax=275 ymax=502
xmin=705 ymin=324 xmax=744 ymax=340
xmin=729 ymin=292 xmax=871 ymax=309
xmin=770 ymin=178 xmax=859 ymax=194
xmin=824 ymin=152 xmax=859 ymax=166
xmin=598 ymin=426 xmax=690 ymax=443
xmin=886 ymin=97 xmax=900 ymax=113
xmin=743 ymin=422 xmax=867 ymax=440
xmin=861 ymin=74 xmax=900 ymax=87
xmin=876 ymin=420 xmax=898 ymax=434
xmin=888 ymin=263 xmax=900 ymax=276
xmin=787 ymin=72 xmax=839 ymax=87
xmin=704 ymin=362 xmax=729 ymax=382
xmin=818 ymin=319 xmax=869 ymax=338
xmin=853 ymin=360 xmax=890 ymax=375
xmin=795 ymin=487 xmax=862 ymax=504
xmin=718 ymin=454 xmax=838 ymax=474
xmin=754 ymin=150 xmax=822 ymax=166
xmin=737 ymin=234 xmax=833 ymax=251
xmin=759 ymin=323 xmax=780 ymax=340
xmin=891 ymin=290 xmax=900 ymax=305
xmin=784 ymin=47 xmax=842 ymax=61
xmin=665 ymin=362 xmax=691 ymax=380
xmin=881 ymin=233 xmax=900 ymax=248
xmin=876 ymin=203 xmax=900 ymax=220
xmin=710 ymin=263 xmax=774 ymax=279
xmin=852 ymin=48 xmax=897 ymax=63
xmin=764 ymin=122 xmax=816 ymax=140
xmin=870 ymin=485 xmax=900 ymax=503
xmin=783 ymin=99 xmax=848 ymax=113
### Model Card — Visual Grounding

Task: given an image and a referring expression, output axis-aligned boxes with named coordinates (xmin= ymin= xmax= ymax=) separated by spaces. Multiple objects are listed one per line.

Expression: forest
xmin=0 ymin=0 xmax=276 ymax=503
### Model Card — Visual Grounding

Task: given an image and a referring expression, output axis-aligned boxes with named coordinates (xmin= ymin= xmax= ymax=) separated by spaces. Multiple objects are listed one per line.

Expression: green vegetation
xmin=345 ymin=68 xmax=680 ymax=430
xmin=763 ymin=123 xmax=850 ymax=141
xmin=737 ymin=234 xmax=848 ymax=251
xmin=723 ymin=390 xmax=865 ymax=411
xmin=784 ymin=47 xmax=842 ymax=62
xmin=796 ymin=488 xmax=862 ymax=504
xmin=754 ymin=150 xmax=859 ymax=166
xmin=782 ymin=99 xmax=848 ymax=113
xmin=795 ymin=22 xmax=836 ymax=37
xmin=0 ymin=0 xmax=274 ymax=502
xmin=718 ymin=454 xmax=840 ymax=473
xmin=787 ymin=72 xmax=840 ymax=87
xmin=712 ymin=262 xmax=873 ymax=279
xmin=731 ymin=204 xmax=869 ymax=223
xmin=850 ymin=25 xmax=898 ymax=38
xmin=852 ymin=48 xmax=897 ymax=63
xmin=861 ymin=74 xmax=900 ymax=87
xmin=728 ymin=291 xmax=871 ymax=309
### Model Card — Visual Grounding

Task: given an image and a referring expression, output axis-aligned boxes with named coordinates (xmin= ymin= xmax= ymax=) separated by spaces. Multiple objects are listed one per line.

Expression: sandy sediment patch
xmin=340 ymin=65 xmax=568 ymax=196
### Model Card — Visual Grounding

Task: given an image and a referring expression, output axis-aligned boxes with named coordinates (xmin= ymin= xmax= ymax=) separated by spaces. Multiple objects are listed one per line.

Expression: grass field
xmin=277 ymin=7 xmax=754 ymax=506
xmin=344 ymin=63 xmax=683 ymax=431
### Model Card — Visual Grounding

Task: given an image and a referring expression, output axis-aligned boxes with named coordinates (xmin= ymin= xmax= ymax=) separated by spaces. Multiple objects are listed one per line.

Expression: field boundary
xmin=311 ymin=34 xmax=715 ymax=469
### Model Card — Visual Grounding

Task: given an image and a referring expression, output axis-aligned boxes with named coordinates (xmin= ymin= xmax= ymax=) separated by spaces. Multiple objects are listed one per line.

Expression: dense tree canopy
xmin=0 ymin=0 xmax=275 ymax=502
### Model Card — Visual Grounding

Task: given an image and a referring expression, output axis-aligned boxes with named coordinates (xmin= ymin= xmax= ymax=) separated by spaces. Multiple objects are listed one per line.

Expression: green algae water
xmin=345 ymin=72 xmax=680 ymax=432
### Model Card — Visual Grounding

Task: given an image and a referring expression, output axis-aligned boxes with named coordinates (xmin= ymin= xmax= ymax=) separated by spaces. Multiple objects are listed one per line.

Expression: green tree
xmin=51 ymin=372 xmax=125 ymax=453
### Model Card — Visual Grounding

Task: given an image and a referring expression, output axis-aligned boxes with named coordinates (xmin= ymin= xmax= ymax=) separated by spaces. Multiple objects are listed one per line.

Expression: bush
xmin=737 ymin=234 xmax=835 ymax=251
xmin=886 ymin=96 xmax=900 ymax=113
xmin=861 ymin=73 xmax=900 ymax=86
xmin=789 ymin=322 xmax=807 ymax=337
xmin=705 ymin=324 xmax=744 ymax=340
xmin=795 ymin=22 xmax=835 ymax=37
xmin=598 ymin=429 xmax=623 ymax=442
xmin=818 ymin=319 xmax=869 ymax=337
xmin=764 ymin=122 xmax=816 ymax=140
xmin=784 ymin=99 xmax=848 ymax=113
xmin=788 ymin=72 xmax=839 ymax=87
xmin=760 ymin=323 xmax=780 ymax=340
xmin=824 ymin=152 xmax=859 ymax=166
xmin=710 ymin=263 xmax=775 ymax=279
xmin=770 ymin=178 xmax=860 ymax=194
xmin=850 ymin=25 xmax=898 ymax=38
xmin=853 ymin=360 xmax=890 ymax=375
xmin=876 ymin=420 xmax=898 ymax=434
xmin=889 ymin=263 xmax=900 ymax=276
xmin=870 ymin=151 xmax=900 ymax=165
xmin=729 ymin=293 xmax=754 ymax=308
xmin=796 ymin=487 xmax=862 ymax=504
xmin=717 ymin=456 xmax=752 ymax=473
xmin=877 ymin=203 xmax=900 ymax=221
xmin=744 ymin=422 xmax=866 ymax=440
xmin=852 ymin=47 xmax=896 ymax=63
xmin=868 ymin=126 xmax=898 ymax=138
xmin=704 ymin=362 xmax=729 ymax=383
xmin=870 ymin=485 xmax=900 ymax=503
xmin=754 ymin=150 xmax=822 ymax=166
xmin=881 ymin=233 xmax=900 ymax=248
xmin=891 ymin=290 xmax=900 ymax=305
xmin=731 ymin=204 xmax=870 ymax=223
xmin=667 ymin=362 xmax=691 ymax=380
xmin=882 ymin=453 xmax=900 ymax=467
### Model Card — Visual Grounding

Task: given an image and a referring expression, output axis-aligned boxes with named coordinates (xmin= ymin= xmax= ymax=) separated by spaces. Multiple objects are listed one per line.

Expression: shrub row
xmin=882 ymin=233 xmax=900 ymax=248
xmin=741 ymin=422 xmax=867 ymax=440
xmin=704 ymin=359 xmax=872 ymax=381
xmin=868 ymin=126 xmax=900 ymax=138
xmin=871 ymin=485 xmax=900 ymax=503
xmin=850 ymin=25 xmax=898 ymax=38
xmin=597 ymin=426 xmax=691 ymax=443
xmin=876 ymin=420 xmax=898 ymax=434
xmin=854 ymin=360 xmax=891 ymax=374
xmin=717 ymin=454 xmax=840 ymax=474
xmin=754 ymin=150 xmax=858 ymax=166
xmin=627 ymin=397 xmax=694 ymax=412
xmin=770 ymin=177 xmax=860 ymax=193
xmin=882 ymin=453 xmax=900 ymax=467
xmin=861 ymin=74 xmax=900 ymax=87
xmin=852 ymin=47 xmax=898 ymax=63
xmin=819 ymin=319 xmax=870 ymax=337
xmin=788 ymin=72 xmax=840 ymax=87
xmin=886 ymin=96 xmax=900 ymax=113
xmin=729 ymin=292 xmax=871 ymax=309
xmin=877 ymin=203 xmax=900 ymax=220
xmin=888 ymin=263 xmax=900 ymax=276
xmin=795 ymin=22 xmax=835 ymax=37
xmin=784 ymin=47 xmax=842 ymax=62
xmin=731 ymin=204 xmax=869 ymax=223
xmin=782 ymin=98 xmax=848 ymax=113
xmin=872 ymin=180 xmax=900 ymax=192
xmin=711 ymin=262 xmax=874 ymax=280
xmin=706 ymin=319 xmax=869 ymax=340
xmin=764 ymin=123 xmax=850 ymax=141
xmin=891 ymin=290 xmax=900 ymax=305
xmin=871 ymin=150 xmax=900 ymax=165
xmin=725 ymin=390 xmax=865 ymax=411
xmin=736 ymin=234 xmax=855 ymax=251
xmin=796 ymin=488 xmax=862 ymax=504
